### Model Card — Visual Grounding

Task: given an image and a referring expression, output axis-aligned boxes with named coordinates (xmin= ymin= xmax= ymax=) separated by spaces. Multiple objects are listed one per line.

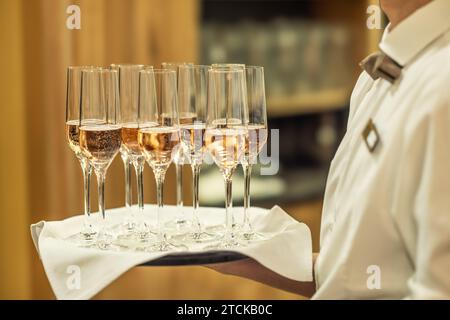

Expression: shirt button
xmin=328 ymin=224 xmax=334 ymax=233
xmin=322 ymin=223 xmax=334 ymax=246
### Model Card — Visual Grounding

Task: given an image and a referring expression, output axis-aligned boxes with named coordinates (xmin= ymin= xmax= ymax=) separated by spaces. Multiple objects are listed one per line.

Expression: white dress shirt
xmin=313 ymin=0 xmax=450 ymax=299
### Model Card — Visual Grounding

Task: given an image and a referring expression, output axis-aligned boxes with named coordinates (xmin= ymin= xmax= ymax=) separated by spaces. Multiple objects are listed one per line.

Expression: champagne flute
xmin=177 ymin=65 xmax=216 ymax=242
xmin=110 ymin=64 xmax=143 ymax=233
xmin=65 ymin=66 xmax=96 ymax=245
xmin=161 ymin=62 xmax=193 ymax=231
xmin=137 ymin=69 xmax=184 ymax=251
xmin=210 ymin=63 xmax=246 ymax=231
xmin=205 ymin=68 xmax=248 ymax=248
xmin=112 ymin=64 xmax=153 ymax=239
xmin=79 ymin=68 xmax=121 ymax=249
xmin=240 ymin=66 xmax=268 ymax=241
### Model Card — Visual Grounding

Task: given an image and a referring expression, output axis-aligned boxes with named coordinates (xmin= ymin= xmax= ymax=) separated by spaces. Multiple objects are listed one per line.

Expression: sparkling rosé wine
xmin=138 ymin=126 xmax=180 ymax=169
xmin=244 ymin=124 xmax=268 ymax=157
xmin=212 ymin=118 xmax=242 ymax=127
xmin=65 ymin=120 xmax=81 ymax=155
xmin=79 ymin=124 xmax=121 ymax=168
xmin=180 ymin=123 xmax=206 ymax=162
xmin=120 ymin=122 xmax=158 ymax=158
xmin=161 ymin=113 xmax=197 ymax=164
xmin=162 ymin=112 xmax=197 ymax=126
xmin=179 ymin=112 xmax=197 ymax=125
xmin=205 ymin=127 xmax=246 ymax=170
xmin=66 ymin=119 xmax=105 ymax=157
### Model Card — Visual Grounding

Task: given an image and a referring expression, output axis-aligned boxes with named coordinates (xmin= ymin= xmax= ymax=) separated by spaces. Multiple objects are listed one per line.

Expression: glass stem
xmin=95 ymin=169 xmax=112 ymax=249
xmin=124 ymin=159 xmax=132 ymax=212
xmin=134 ymin=159 xmax=145 ymax=217
xmin=224 ymin=175 xmax=233 ymax=240
xmin=96 ymin=170 xmax=106 ymax=230
xmin=81 ymin=160 xmax=93 ymax=234
xmin=155 ymin=170 xmax=166 ymax=242
xmin=191 ymin=164 xmax=201 ymax=233
xmin=175 ymin=163 xmax=183 ymax=209
xmin=243 ymin=162 xmax=253 ymax=232
xmin=123 ymin=158 xmax=135 ymax=229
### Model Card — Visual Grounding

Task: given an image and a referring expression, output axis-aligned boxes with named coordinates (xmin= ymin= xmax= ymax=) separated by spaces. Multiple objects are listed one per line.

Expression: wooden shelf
xmin=267 ymin=87 xmax=350 ymax=117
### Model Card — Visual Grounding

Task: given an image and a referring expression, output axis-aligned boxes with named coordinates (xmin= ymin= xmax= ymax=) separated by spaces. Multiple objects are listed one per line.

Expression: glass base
xmin=232 ymin=222 xmax=241 ymax=231
xmin=117 ymin=220 xmax=154 ymax=237
xmin=115 ymin=226 xmax=135 ymax=239
xmin=122 ymin=218 xmax=137 ymax=231
xmin=190 ymin=231 xmax=218 ymax=243
xmin=136 ymin=235 xmax=188 ymax=252
xmin=114 ymin=221 xmax=157 ymax=249
xmin=164 ymin=218 xmax=191 ymax=238
xmin=65 ymin=230 xmax=98 ymax=248
xmin=239 ymin=230 xmax=268 ymax=242
xmin=165 ymin=218 xmax=190 ymax=229
xmin=173 ymin=229 xmax=218 ymax=244
xmin=205 ymin=233 xmax=244 ymax=250
xmin=205 ymin=224 xmax=225 ymax=235
xmin=96 ymin=230 xmax=122 ymax=251
xmin=207 ymin=223 xmax=241 ymax=234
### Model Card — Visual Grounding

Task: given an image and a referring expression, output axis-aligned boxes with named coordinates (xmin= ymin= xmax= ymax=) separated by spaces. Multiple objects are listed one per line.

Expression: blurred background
xmin=0 ymin=0 xmax=383 ymax=299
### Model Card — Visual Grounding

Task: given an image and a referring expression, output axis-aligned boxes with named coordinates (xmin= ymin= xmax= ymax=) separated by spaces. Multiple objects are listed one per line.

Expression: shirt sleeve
xmin=404 ymin=95 xmax=450 ymax=299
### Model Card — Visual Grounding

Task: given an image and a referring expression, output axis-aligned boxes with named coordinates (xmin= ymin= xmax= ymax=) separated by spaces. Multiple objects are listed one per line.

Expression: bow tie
xmin=359 ymin=52 xmax=403 ymax=83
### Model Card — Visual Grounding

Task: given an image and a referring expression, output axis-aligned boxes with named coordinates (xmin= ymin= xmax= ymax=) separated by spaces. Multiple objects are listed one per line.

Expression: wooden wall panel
xmin=20 ymin=0 xmax=208 ymax=299
xmin=0 ymin=0 xmax=31 ymax=299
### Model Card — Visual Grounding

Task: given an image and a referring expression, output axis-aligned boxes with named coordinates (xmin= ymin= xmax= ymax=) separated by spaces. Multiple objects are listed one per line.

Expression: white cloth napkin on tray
xmin=30 ymin=205 xmax=313 ymax=300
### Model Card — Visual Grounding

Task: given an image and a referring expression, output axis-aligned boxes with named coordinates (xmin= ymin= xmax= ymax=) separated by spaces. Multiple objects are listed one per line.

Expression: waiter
xmin=209 ymin=0 xmax=450 ymax=299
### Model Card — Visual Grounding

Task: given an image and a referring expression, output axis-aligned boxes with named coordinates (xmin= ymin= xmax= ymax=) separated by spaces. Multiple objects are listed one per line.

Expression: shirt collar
xmin=379 ymin=0 xmax=450 ymax=67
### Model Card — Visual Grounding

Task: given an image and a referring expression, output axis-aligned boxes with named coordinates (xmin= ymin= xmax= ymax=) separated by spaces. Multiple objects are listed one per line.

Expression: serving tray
xmin=140 ymin=251 xmax=248 ymax=266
